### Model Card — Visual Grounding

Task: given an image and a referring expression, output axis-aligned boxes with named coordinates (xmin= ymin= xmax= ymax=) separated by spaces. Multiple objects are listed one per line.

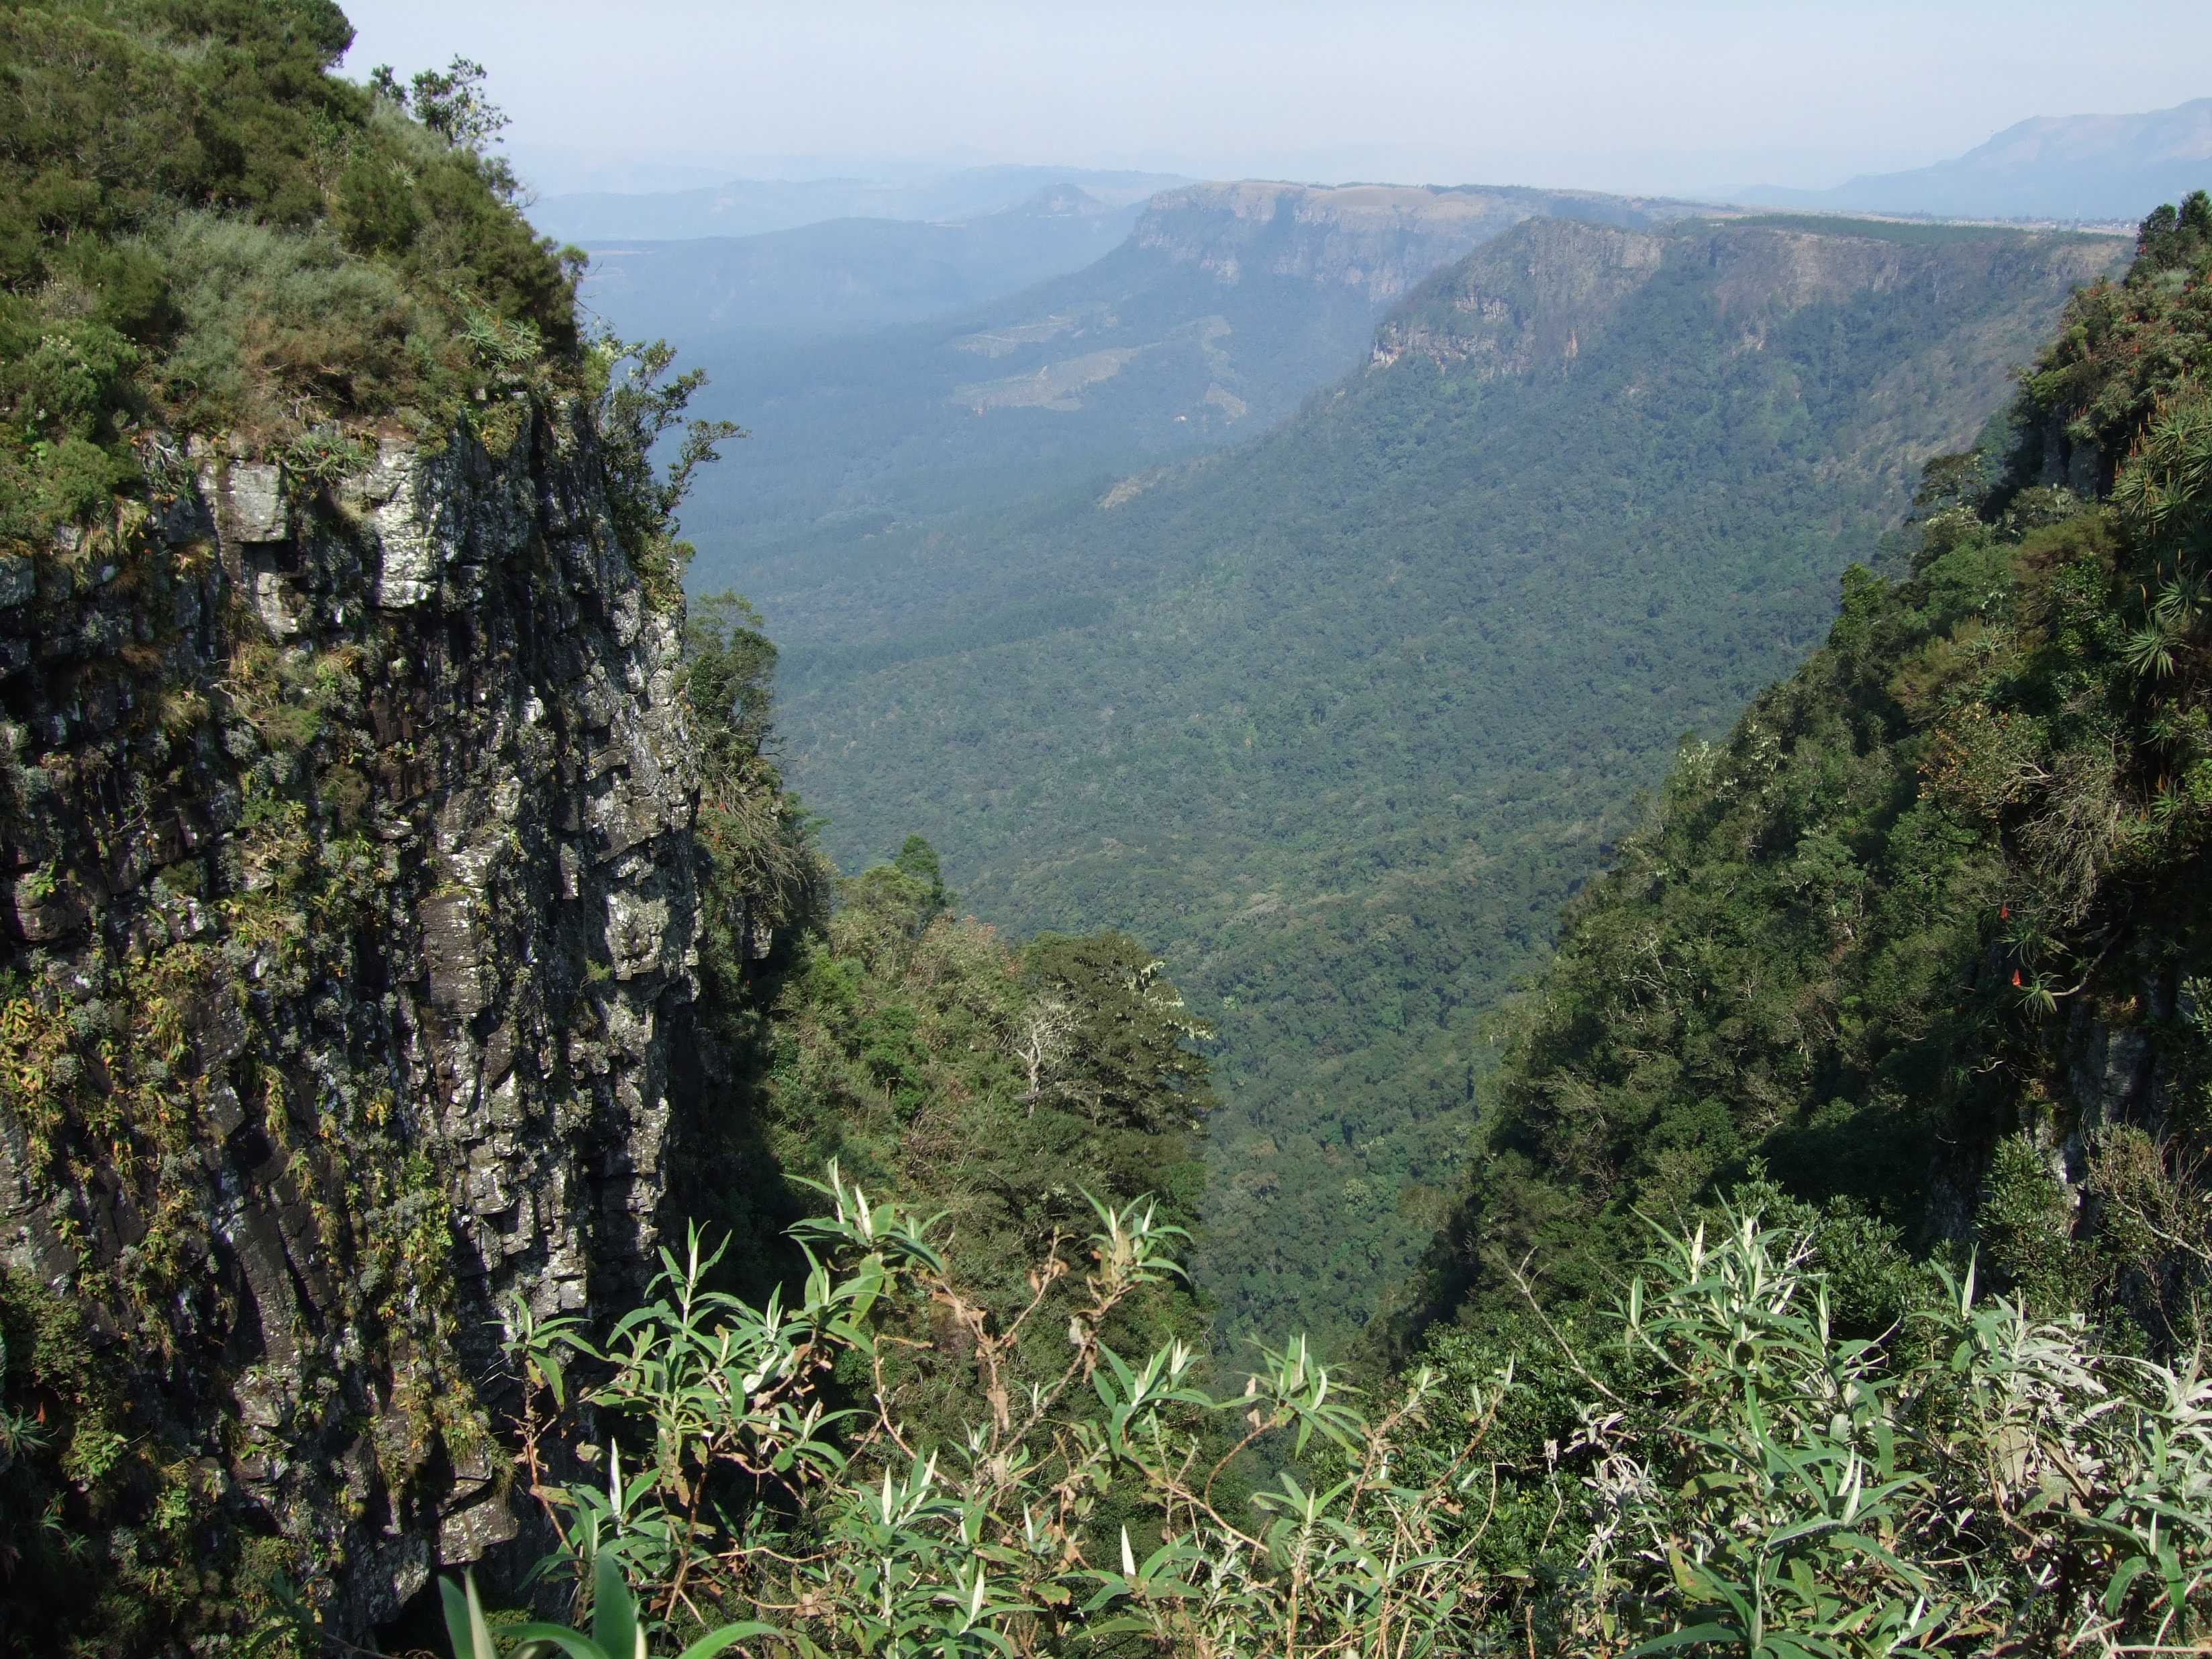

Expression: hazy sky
xmin=339 ymin=2 xmax=2212 ymax=199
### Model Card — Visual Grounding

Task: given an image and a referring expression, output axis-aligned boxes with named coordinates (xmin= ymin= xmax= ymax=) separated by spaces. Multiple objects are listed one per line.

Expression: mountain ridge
xmin=531 ymin=163 xmax=1189 ymax=243
xmin=577 ymin=187 xmax=1148 ymax=352
xmin=1744 ymin=97 xmax=2212 ymax=221
xmin=666 ymin=181 xmax=1716 ymax=593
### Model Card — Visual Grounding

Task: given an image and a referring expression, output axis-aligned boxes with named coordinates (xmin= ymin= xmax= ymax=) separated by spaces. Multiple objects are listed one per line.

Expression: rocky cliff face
xmin=0 ymin=400 xmax=700 ymax=1631
xmin=1371 ymin=217 xmax=2129 ymax=474
xmin=1131 ymin=181 xmax=1693 ymax=303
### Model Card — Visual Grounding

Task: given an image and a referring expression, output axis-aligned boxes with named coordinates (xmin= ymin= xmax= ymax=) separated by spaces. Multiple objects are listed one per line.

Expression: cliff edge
xmin=0 ymin=399 xmax=700 ymax=1631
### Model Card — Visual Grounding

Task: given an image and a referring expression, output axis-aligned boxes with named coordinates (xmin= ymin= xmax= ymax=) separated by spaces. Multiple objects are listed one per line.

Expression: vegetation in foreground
xmin=426 ymin=1177 xmax=2212 ymax=1657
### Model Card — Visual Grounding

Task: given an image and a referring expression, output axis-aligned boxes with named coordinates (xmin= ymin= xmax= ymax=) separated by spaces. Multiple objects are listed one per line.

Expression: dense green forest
xmin=464 ymin=190 xmax=2212 ymax=1658
xmin=1405 ymin=190 xmax=2212 ymax=1359
xmin=764 ymin=213 xmax=2127 ymax=1357
xmin=672 ymin=593 xmax=1219 ymax=1443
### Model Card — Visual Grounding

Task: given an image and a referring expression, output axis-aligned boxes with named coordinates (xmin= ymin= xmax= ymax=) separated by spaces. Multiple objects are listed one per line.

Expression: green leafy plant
xmin=499 ymin=1180 xmax=2212 ymax=1655
xmin=442 ymin=1552 xmax=778 ymax=1659
xmin=506 ymin=1166 xmax=1507 ymax=1657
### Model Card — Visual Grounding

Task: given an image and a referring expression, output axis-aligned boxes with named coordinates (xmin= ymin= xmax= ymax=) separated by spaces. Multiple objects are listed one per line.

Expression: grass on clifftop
xmin=0 ymin=0 xmax=581 ymax=541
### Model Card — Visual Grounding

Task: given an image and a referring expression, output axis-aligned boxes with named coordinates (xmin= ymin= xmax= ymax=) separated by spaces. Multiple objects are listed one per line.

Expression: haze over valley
xmin=546 ymin=134 xmax=2148 ymax=1349
xmin=692 ymin=212 xmax=2126 ymax=1348
xmin=648 ymin=181 xmax=1707 ymax=575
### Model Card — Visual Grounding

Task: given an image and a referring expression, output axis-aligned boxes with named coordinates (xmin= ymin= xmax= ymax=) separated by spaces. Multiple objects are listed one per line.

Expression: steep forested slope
xmin=768 ymin=215 xmax=2127 ymax=1357
xmin=1407 ymin=191 xmax=2212 ymax=1358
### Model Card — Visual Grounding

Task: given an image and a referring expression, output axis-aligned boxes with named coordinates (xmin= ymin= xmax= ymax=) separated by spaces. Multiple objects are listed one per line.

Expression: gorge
xmin=5 ymin=3 xmax=2212 ymax=1654
xmin=758 ymin=211 xmax=2131 ymax=1353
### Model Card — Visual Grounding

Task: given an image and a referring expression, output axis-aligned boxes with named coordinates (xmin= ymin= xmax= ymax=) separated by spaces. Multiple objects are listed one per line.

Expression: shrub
xmin=0 ymin=1 xmax=587 ymax=537
xmin=150 ymin=211 xmax=422 ymax=435
xmin=495 ymin=1180 xmax=2211 ymax=1656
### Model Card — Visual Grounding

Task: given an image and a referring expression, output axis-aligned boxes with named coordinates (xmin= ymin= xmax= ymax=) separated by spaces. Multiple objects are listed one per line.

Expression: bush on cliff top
xmin=0 ymin=0 xmax=583 ymax=540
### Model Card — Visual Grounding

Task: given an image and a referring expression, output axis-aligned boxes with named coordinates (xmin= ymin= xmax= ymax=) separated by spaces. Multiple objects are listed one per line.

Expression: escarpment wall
xmin=1128 ymin=182 xmax=1692 ymax=303
xmin=0 ymin=403 xmax=700 ymax=1630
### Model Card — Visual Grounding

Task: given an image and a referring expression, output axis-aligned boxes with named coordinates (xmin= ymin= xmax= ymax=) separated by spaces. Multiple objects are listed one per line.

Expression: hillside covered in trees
xmin=764 ymin=212 xmax=2129 ymax=1356
xmin=1404 ymin=191 xmax=2212 ymax=1361
xmin=423 ymin=236 xmax=2212 ymax=1650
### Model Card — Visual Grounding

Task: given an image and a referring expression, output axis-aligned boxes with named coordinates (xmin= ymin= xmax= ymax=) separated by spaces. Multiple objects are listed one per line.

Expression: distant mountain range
xmin=1743 ymin=97 xmax=2212 ymax=221
xmin=576 ymin=185 xmax=1148 ymax=352
xmin=662 ymin=181 xmax=1713 ymax=585
xmin=529 ymin=163 xmax=1187 ymax=243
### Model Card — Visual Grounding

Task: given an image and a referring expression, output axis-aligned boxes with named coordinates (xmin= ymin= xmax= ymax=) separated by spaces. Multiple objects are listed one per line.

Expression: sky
xmin=338 ymin=1 xmax=2212 ymax=199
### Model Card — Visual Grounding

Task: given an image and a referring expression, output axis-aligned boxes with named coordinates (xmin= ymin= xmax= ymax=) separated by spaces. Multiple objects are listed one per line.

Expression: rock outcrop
xmin=0 ymin=399 xmax=699 ymax=1631
xmin=1129 ymin=181 xmax=1695 ymax=304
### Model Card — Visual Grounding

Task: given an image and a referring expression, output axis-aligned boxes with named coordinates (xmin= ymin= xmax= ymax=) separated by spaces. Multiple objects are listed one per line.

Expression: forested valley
xmin=3 ymin=2 xmax=2212 ymax=1656
xmin=766 ymin=213 xmax=2128 ymax=1355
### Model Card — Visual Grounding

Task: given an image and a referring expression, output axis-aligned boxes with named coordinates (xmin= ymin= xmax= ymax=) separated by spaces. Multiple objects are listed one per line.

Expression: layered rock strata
xmin=0 ymin=401 xmax=699 ymax=1630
